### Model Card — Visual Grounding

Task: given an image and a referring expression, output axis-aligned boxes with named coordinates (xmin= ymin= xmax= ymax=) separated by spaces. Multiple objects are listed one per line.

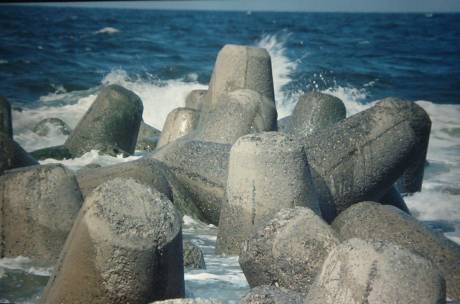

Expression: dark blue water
xmin=1 ymin=6 xmax=459 ymax=107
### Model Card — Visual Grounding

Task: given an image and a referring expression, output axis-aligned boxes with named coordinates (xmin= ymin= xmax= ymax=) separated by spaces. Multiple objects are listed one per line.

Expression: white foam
xmin=0 ymin=59 xmax=8 ymax=64
xmin=319 ymin=90 xmax=460 ymax=242
xmin=39 ymin=150 xmax=143 ymax=171
xmin=405 ymin=190 xmax=460 ymax=222
xmin=0 ymin=256 xmax=52 ymax=277
xmin=12 ymin=69 xmax=206 ymax=152
xmin=13 ymin=93 xmax=95 ymax=132
xmin=13 ymin=93 xmax=96 ymax=151
xmin=184 ymin=271 xmax=245 ymax=286
xmin=101 ymin=69 xmax=206 ymax=129
xmin=182 ymin=216 xmax=249 ymax=302
xmin=94 ymin=27 xmax=120 ymax=34
xmin=322 ymin=85 xmax=371 ymax=116
xmin=256 ymin=33 xmax=299 ymax=118
xmin=4 ymin=31 xmax=460 ymax=304
xmin=406 ymin=101 xmax=460 ymax=243
xmin=183 ymin=215 xmax=199 ymax=226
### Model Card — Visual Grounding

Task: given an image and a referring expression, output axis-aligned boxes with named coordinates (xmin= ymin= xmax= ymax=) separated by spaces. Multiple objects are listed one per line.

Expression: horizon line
xmin=3 ymin=3 xmax=460 ymax=13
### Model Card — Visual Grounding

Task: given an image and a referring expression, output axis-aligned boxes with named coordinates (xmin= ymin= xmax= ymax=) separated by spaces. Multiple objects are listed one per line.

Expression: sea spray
xmin=1 ymin=29 xmax=459 ymax=303
xmin=256 ymin=32 xmax=299 ymax=118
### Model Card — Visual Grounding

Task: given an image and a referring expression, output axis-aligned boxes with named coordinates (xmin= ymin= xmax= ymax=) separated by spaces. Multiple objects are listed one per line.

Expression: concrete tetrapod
xmin=0 ymin=133 xmax=38 ymax=174
xmin=240 ymin=285 xmax=303 ymax=304
xmin=287 ymin=91 xmax=346 ymax=138
xmin=378 ymin=185 xmax=411 ymax=213
xmin=0 ymin=96 xmax=13 ymax=138
xmin=75 ymin=157 xmax=173 ymax=199
xmin=40 ymin=178 xmax=184 ymax=304
xmin=64 ymin=84 xmax=143 ymax=157
xmin=332 ymin=201 xmax=460 ymax=299
xmin=77 ymin=156 xmax=206 ymax=222
xmin=153 ymin=137 xmax=231 ymax=225
xmin=195 ymin=89 xmax=277 ymax=145
xmin=185 ymin=89 xmax=207 ymax=110
xmin=0 ymin=164 xmax=83 ymax=264
xmin=238 ymin=207 xmax=339 ymax=294
xmin=136 ymin=120 xmax=161 ymax=152
xmin=157 ymin=107 xmax=199 ymax=148
xmin=302 ymin=98 xmax=430 ymax=222
xmin=304 ymin=238 xmax=446 ymax=304
xmin=380 ymin=97 xmax=431 ymax=195
xmin=216 ymin=132 xmax=320 ymax=255
xmin=206 ymin=44 xmax=275 ymax=108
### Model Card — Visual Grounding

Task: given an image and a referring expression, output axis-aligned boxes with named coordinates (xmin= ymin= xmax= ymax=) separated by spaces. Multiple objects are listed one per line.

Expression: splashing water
xmin=101 ymin=69 xmax=206 ymax=129
xmin=2 ymin=31 xmax=460 ymax=304
xmin=256 ymin=32 xmax=299 ymax=118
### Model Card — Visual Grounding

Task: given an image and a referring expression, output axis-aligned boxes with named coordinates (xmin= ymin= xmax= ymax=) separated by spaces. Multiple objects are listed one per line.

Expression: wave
xmin=10 ymin=32 xmax=460 ymax=246
xmin=94 ymin=27 xmax=120 ymax=35
xmin=39 ymin=150 xmax=143 ymax=171
xmin=13 ymin=32 xmax=297 ymax=153
xmin=259 ymin=32 xmax=460 ymax=243
xmin=12 ymin=70 xmax=206 ymax=152
xmin=13 ymin=92 xmax=97 ymax=151
xmin=0 ymin=256 xmax=52 ymax=277
xmin=321 ymin=86 xmax=460 ymax=240
xmin=101 ymin=69 xmax=206 ymax=129
xmin=2 ymin=31 xmax=460 ymax=304
xmin=256 ymin=32 xmax=298 ymax=118
xmin=322 ymin=85 xmax=370 ymax=115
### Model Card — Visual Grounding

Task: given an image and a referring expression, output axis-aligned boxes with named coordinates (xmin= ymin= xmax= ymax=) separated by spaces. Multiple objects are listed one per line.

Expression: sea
xmin=0 ymin=5 xmax=459 ymax=303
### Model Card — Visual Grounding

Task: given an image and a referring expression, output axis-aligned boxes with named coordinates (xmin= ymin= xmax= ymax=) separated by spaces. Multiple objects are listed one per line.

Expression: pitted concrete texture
xmin=240 ymin=285 xmax=303 ymax=304
xmin=332 ymin=201 xmax=460 ymax=299
xmin=239 ymin=207 xmax=339 ymax=294
xmin=0 ymin=164 xmax=82 ymax=263
xmin=302 ymin=99 xmax=429 ymax=222
xmin=153 ymin=137 xmax=231 ymax=225
xmin=195 ymin=89 xmax=277 ymax=145
xmin=65 ymin=84 xmax=143 ymax=157
xmin=217 ymin=132 xmax=319 ymax=255
xmin=40 ymin=178 xmax=184 ymax=304
xmin=207 ymin=44 xmax=275 ymax=107
xmin=305 ymin=238 xmax=445 ymax=304
xmin=158 ymin=107 xmax=199 ymax=148
xmin=152 ymin=299 xmax=223 ymax=304
xmin=376 ymin=97 xmax=431 ymax=195
xmin=185 ymin=90 xmax=207 ymax=110
xmin=288 ymin=91 xmax=346 ymax=137
xmin=76 ymin=157 xmax=173 ymax=200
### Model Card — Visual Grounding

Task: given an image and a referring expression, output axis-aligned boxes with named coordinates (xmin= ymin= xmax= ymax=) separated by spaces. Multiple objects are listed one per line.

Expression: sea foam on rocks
xmin=1 ymin=40 xmax=456 ymax=304
xmin=64 ymin=84 xmax=143 ymax=157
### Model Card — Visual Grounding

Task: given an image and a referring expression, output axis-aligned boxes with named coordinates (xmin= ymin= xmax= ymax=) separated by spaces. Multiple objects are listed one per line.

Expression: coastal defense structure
xmin=216 ymin=132 xmax=320 ymax=255
xmin=40 ymin=178 xmax=184 ymax=303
